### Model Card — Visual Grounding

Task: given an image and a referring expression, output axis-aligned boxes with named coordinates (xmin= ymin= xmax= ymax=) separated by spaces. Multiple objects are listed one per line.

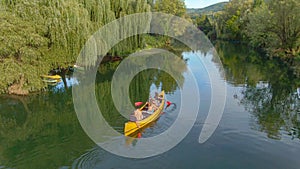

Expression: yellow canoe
xmin=125 ymin=120 xmax=158 ymax=146
xmin=41 ymin=78 xmax=61 ymax=83
xmin=41 ymin=75 xmax=61 ymax=79
xmin=124 ymin=91 xmax=165 ymax=136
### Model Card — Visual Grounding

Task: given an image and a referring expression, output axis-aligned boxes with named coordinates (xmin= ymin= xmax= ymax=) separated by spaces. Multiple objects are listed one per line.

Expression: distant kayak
xmin=40 ymin=75 xmax=61 ymax=80
xmin=41 ymin=78 xmax=60 ymax=83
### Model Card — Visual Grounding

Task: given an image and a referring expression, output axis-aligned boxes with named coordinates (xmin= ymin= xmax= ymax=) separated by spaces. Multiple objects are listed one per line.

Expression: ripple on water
xmin=72 ymin=147 xmax=106 ymax=169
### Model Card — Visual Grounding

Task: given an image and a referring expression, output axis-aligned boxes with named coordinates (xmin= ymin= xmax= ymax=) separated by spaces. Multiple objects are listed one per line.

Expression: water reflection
xmin=240 ymin=84 xmax=300 ymax=139
xmin=124 ymin=121 xmax=157 ymax=147
xmin=94 ymin=50 xmax=186 ymax=136
xmin=0 ymin=90 xmax=94 ymax=169
xmin=0 ymin=42 xmax=299 ymax=168
xmin=215 ymin=42 xmax=300 ymax=140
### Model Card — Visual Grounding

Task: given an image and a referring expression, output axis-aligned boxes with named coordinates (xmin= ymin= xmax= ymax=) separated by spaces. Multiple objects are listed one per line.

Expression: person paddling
xmin=134 ymin=109 xmax=143 ymax=128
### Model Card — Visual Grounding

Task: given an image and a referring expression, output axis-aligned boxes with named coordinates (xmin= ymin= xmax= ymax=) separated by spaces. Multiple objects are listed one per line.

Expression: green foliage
xmin=189 ymin=0 xmax=299 ymax=76
xmin=153 ymin=0 xmax=186 ymax=17
xmin=246 ymin=0 xmax=300 ymax=58
xmin=195 ymin=15 xmax=214 ymax=37
xmin=216 ymin=0 xmax=254 ymax=40
xmin=190 ymin=0 xmax=254 ymax=40
xmin=0 ymin=11 xmax=50 ymax=93
xmin=143 ymin=35 xmax=166 ymax=48
xmin=0 ymin=0 xmax=152 ymax=94
xmin=211 ymin=0 xmax=300 ymax=59
xmin=246 ymin=3 xmax=277 ymax=48
xmin=146 ymin=0 xmax=190 ymax=48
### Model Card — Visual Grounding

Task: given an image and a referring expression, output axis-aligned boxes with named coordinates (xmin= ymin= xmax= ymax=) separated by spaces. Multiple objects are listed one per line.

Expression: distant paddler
xmin=73 ymin=64 xmax=84 ymax=71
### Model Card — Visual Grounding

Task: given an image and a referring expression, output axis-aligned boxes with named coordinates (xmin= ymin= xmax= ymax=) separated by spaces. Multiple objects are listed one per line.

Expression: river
xmin=0 ymin=42 xmax=299 ymax=169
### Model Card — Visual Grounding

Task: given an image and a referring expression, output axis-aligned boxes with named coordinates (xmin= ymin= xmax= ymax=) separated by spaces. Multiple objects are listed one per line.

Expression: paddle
xmin=135 ymin=102 xmax=143 ymax=107
xmin=135 ymin=100 xmax=173 ymax=108
xmin=166 ymin=101 xmax=172 ymax=108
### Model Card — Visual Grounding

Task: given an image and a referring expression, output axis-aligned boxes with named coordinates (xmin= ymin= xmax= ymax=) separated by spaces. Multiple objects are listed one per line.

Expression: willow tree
xmin=108 ymin=0 xmax=151 ymax=56
xmin=1 ymin=0 xmax=94 ymax=64
xmin=0 ymin=0 xmax=153 ymax=93
xmin=2 ymin=0 xmax=151 ymax=62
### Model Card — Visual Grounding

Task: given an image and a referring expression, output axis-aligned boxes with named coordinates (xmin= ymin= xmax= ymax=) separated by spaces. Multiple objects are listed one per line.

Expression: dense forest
xmin=191 ymin=0 xmax=300 ymax=76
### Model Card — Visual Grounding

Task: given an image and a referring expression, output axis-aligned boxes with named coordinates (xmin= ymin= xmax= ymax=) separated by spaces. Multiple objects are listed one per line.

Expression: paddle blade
xmin=166 ymin=101 xmax=172 ymax=107
xmin=135 ymin=102 xmax=143 ymax=107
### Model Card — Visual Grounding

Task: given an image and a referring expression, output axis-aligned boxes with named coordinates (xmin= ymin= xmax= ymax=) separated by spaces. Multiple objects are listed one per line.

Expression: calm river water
xmin=0 ymin=42 xmax=299 ymax=169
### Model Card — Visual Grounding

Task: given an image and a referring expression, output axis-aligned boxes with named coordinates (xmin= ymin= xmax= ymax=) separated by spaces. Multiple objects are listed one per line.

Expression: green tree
xmin=151 ymin=0 xmax=189 ymax=46
xmin=0 ymin=0 xmax=151 ymax=94
xmin=153 ymin=0 xmax=186 ymax=17
xmin=195 ymin=15 xmax=215 ymax=39
xmin=0 ymin=11 xmax=50 ymax=93
xmin=246 ymin=0 xmax=300 ymax=58
xmin=214 ymin=0 xmax=254 ymax=40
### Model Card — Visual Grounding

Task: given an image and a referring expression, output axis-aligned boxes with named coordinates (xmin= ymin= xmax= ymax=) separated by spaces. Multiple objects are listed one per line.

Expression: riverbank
xmin=0 ymin=29 xmax=180 ymax=96
xmin=0 ymin=0 xmax=154 ymax=95
xmin=2 ymin=40 xmax=298 ymax=96
xmin=190 ymin=0 xmax=300 ymax=78
xmin=0 ymin=56 xmax=123 ymax=95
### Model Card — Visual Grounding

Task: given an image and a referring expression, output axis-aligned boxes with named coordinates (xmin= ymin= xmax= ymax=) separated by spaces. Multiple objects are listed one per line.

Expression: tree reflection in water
xmin=0 ymin=42 xmax=299 ymax=168
xmin=215 ymin=41 xmax=300 ymax=140
xmin=95 ymin=48 xmax=187 ymax=134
